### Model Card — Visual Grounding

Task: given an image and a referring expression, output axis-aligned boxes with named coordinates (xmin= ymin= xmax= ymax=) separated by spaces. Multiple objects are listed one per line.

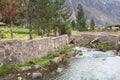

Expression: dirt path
xmin=72 ymin=31 xmax=120 ymax=36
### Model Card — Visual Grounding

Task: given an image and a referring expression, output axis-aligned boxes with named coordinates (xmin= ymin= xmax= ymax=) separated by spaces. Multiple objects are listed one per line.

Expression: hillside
xmin=66 ymin=0 xmax=120 ymax=26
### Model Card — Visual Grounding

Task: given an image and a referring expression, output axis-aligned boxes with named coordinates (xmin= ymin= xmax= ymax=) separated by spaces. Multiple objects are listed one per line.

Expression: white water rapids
xmin=42 ymin=47 xmax=120 ymax=80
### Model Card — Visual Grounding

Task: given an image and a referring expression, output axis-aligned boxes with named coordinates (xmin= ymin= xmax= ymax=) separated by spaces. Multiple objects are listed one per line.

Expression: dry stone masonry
xmin=0 ymin=35 xmax=68 ymax=67
xmin=0 ymin=33 xmax=120 ymax=67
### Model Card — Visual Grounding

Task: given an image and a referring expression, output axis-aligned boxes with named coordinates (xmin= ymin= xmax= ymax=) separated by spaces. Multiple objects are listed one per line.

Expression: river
xmin=42 ymin=47 xmax=120 ymax=80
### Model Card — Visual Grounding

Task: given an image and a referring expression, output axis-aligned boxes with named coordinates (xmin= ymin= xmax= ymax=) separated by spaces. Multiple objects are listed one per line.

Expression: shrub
xmin=101 ymin=42 xmax=114 ymax=51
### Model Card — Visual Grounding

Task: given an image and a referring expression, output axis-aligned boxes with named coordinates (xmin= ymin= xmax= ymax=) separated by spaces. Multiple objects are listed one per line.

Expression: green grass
xmin=0 ymin=27 xmax=41 ymax=40
xmin=78 ymin=41 xmax=114 ymax=52
xmin=0 ymin=45 xmax=75 ymax=74
xmin=100 ymin=42 xmax=114 ymax=51
xmin=0 ymin=27 xmax=29 ymax=34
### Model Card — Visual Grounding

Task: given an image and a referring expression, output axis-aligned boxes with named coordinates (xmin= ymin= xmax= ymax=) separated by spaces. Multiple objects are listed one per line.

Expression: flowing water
xmin=42 ymin=47 xmax=120 ymax=80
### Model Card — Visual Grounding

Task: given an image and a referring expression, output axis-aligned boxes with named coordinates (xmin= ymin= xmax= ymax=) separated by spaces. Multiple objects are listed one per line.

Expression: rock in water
xmin=116 ymin=42 xmax=120 ymax=55
xmin=18 ymin=77 xmax=22 ymax=80
xmin=56 ymin=67 xmax=63 ymax=73
xmin=32 ymin=72 xmax=42 ymax=80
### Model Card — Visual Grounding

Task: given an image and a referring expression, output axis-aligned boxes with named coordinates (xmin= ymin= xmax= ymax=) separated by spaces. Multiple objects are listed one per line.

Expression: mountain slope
xmin=66 ymin=0 xmax=120 ymax=26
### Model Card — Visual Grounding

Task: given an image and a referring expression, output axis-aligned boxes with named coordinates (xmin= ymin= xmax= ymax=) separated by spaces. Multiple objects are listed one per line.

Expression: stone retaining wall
xmin=0 ymin=35 xmax=68 ymax=67
xmin=71 ymin=33 xmax=120 ymax=48
xmin=1 ymin=33 xmax=120 ymax=67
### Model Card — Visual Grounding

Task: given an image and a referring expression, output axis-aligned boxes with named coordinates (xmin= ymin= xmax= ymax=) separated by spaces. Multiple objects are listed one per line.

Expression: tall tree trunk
xmin=10 ymin=21 xmax=13 ymax=39
xmin=54 ymin=27 xmax=57 ymax=36
xmin=29 ymin=21 xmax=32 ymax=39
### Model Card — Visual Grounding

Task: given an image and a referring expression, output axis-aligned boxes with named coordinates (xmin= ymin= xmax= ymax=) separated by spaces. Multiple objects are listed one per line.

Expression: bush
xmin=14 ymin=20 xmax=22 ymax=26
xmin=59 ymin=23 xmax=72 ymax=36
xmin=101 ymin=42 xmax=114 ymax=51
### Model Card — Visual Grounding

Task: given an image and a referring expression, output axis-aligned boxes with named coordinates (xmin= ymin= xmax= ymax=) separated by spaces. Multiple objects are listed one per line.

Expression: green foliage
xmin=71 ymin=20 xmax=76 ymax=30
xmin=1 ymin=0 xmax=72 ymax=39
xmin=91 ymin=42 xmax=114 ymax=52
xmin=78 ymin=41 xmax=114 ymax=52
xmin=90 ymin=17 xmax=95 ymax=30
xmin=0 ymin=64 xmax=21 ymax=74
xmin=32 ymin=0 xmax=71 ymax=37
xmin=60 ymin=7 xmax=72 ymax=23
xmin=14 ymin=20 xmax=22 ymax=26
xmin=76 ymin=4 xmax=88 ymax=31
xmin=0 ymin=69 xmax=9 ymax=74
xmin=60 ymin=45 xmax=75 ymax=54
xmin=47 ymin=51 xmax=60 ymax=59
xmin=30 ymin=58 xmax=52 ymax=65
xmin=0 ymin=0 xmax=5 ymax=6
xmin=59 ymin=23 xmax=72 ymax=36
xmin=1 ymin=0 xmax=72 ymax=38
xmin=101 ymin=42 xmax=114 ymax=51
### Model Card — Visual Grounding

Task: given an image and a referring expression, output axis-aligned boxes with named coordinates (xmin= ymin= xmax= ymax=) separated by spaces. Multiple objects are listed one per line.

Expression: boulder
xmin=53 ymin=57 xmax=62 ymax=64
xmin=17 ymin=77 xmax=22 ymax=80
xmin=32 ymin=72 xmax=42 ymax=80
xmin=116 ymin=42 xmax=120 ymax=55
xmin=56 ymin=67 xmax=63 ymax=73
xmin=18 ymin=66 xmax=32 ymax=71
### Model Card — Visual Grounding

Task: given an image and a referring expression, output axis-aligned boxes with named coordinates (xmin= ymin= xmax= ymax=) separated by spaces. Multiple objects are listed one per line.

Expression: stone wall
xmin=0 ymin=35 xmax=68 ymax=67
xmin=1 ymin=33 xmax=119 ymax=67
xmin=71 ymin=33 xmax=120 ymax=48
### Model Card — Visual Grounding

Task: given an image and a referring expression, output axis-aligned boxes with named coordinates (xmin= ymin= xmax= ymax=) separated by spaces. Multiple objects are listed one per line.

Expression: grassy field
xmin=0 ymin=27 xmax=41 ymax=40
xmin=0 ymin=27 xmax=120 ymax=40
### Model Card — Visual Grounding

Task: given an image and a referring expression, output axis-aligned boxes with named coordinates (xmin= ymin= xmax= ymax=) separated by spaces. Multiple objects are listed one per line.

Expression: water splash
xmin=43 ymin=47 xmax=120 ymax=80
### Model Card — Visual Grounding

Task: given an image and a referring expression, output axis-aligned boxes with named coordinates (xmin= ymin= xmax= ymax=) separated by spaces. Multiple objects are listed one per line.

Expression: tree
xmin=33 ymin=0 xmax=71 ymax=37
xmin=71 ymin=20 xmax=76 ymax=30
xmin=58 ymin=22 xmax=72 ymax=36
xmin=54 ymin=1 xmax=72 ymax=36
xmin=0 ymin=0 xmax=3 ymax=6
xmin=76 ymin=4 xmax=87 ymax=31
xmin=32 ymin=0 xmax=52 ymax=37
xmin=0 ymin=0 xmax=20 ymax=39
xmin=27 ymin=0 xmax=34 ymax=39
xmin=60 ymin=7 xmax=72 ymax=23
xmin=90 ymin=17 xmax=95 ymax=30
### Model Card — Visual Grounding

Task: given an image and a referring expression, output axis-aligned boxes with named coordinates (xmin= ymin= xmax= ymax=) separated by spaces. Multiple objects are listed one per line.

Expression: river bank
xmin=42 ymin=47 xmax=120 ymax=80
xmin=0 ymin=45 xmax=79 ymax=80
xmin=0 ymin=33 xmax=120 ymax=80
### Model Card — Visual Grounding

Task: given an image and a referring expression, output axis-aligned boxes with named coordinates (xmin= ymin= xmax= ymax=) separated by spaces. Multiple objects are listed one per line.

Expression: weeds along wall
xmin=0 ymin=35 xmax=69 ymax=67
